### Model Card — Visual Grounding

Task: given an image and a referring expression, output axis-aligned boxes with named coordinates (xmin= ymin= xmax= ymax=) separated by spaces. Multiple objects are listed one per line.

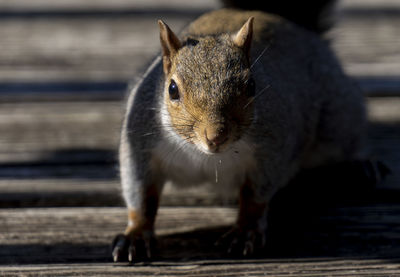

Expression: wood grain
xmin=1 ymin=207 xmax=400 ymax=275
xmin=0 ymin=0 xmax=399 ymax=275
xmin=0 ymin=97 xmax=397 ymax=208
xmin=0 ymin=98 xmax=398 ymax=161
xmin=1 ymin=259 xmax=400 ymax=277
xmin=0 ymin=0 xmax=397 ymax=97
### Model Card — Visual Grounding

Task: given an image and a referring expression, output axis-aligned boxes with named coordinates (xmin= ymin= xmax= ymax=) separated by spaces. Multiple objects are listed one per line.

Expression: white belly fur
xmin=153 ymin=135 xmax=256 ymax=192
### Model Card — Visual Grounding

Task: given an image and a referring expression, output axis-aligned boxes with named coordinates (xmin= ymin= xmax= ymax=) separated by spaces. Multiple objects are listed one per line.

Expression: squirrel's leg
xmin=112 ymin=123 xmax=164 ymax=263
xmin=112 ymin=181 xmax=162 ymax=263
xmin=217 ymin=177 xmax=270 ymax=256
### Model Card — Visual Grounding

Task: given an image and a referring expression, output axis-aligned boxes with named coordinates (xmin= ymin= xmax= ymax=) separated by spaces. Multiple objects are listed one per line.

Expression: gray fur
xmin=120 ymin=9 xmax=366 ymax=213
xmin=119 ymin=56 xmax=165 ymax=209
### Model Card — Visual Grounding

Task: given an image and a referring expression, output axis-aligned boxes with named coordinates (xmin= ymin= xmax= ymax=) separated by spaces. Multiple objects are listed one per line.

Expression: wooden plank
xmin=0 ymin=0 xmax=397 ymax=97
xmin=0 ymin=0 xmax=214 ymax=83
xmin=339 ymin=0 xmax=400 ymax=8
xmin=0 ymin=0 xmax=397 ymax=11
xmin=0 ymin=0 xmax=219 ymax=11
xmin=0 ymin=207 xmax=236 ymax=264
xmin=0 ymin=101 xmax=122 ymax=160
xmin=0 ymin=97 xmax=397 ymax=207
xmin=0 ymin=17 xmax=184 ymax=82
xmin=330 ymin=0 xmax=400 ymax=94
xmin=0 ymin=96 xmax=398 ymax=160
xmin=0 ymin=81 xmax=128 ymax=102
xmin=1 ymin=259 xmax=400 ymax=277
xmin=0 ymin=179 xmax=121 ymax=207
xmin=0 ymin=160 xmax=398 ymax=207
xmin=367 ymin=97 xmax=400 ymax=190
xmin=0 ymin=97 xmax=398 ymax=163
xmin=1 ymin=206 xmax=400 ymax=275
xmin=0 ymin=179 xmax=225 ymax=207
xmin=368 ymin=97 xmax=400 ymax=123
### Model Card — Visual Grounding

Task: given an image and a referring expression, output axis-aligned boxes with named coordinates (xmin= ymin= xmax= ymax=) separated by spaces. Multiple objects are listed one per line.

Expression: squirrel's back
xmin=222 ymin=0 xmax=335 ymax=33
xmin=184 ymin=9 xmax=282 ymax=39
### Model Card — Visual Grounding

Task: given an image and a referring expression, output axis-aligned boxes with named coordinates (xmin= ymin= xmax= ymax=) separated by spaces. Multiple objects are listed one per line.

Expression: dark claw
xmin=144 ymin=238 xmax=152 ymax=259
xmin=216 ymin=227 xmax=266 ymax=257
xmin=227 ymin=237 xmax=239 ymax=254
xmin=111 ymin=233 xmax=156 ymax=263
xmin=243 ymin=233 xmax=255 ymax=256
xmin=128 ymin=244 xmax=136 ymax=263
xmin=112 ymin=234 xmax=129 ymax=262
xmin=243 ymin=241 xmax=253 ymax=256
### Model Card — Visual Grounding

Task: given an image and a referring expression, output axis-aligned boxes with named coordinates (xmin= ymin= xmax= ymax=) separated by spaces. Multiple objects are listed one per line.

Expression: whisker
xmin=141 ymin=132 xmax=156 ymax=137
xmin=214 ymin=161 xmax=218 ymax=183
xmin=213 ymin=157 xmax=220 ymax=183
xmin=162 ymin=138 xmax=189 ymax=166
xmin=243 ymin=84 xmax=271 ymax=109
xmin=250 ymin=42 xmax=272 ymax=69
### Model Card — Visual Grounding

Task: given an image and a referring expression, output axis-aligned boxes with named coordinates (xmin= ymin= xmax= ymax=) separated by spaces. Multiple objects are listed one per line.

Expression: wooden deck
xmin=1 ymin=0 xmax=400 ymax=275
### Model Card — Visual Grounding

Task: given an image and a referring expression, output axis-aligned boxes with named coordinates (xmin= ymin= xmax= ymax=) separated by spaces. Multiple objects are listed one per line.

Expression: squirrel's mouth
xmin=207 ymin=138 xmax=228 ymax=153
xmin=195 ymin=136 xmax=231 ymax=155
xmin=190 ymin=122 xmax=236 ymax=154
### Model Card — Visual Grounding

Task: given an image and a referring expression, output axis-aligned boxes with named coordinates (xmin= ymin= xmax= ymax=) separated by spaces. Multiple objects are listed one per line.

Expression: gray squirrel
xmin=112 ymin=1 xmax=368 ymax=263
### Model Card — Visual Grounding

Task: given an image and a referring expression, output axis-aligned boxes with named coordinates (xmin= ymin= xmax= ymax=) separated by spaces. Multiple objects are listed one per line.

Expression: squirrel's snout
xmin=204 ymin=125 xmax=229 ymax=148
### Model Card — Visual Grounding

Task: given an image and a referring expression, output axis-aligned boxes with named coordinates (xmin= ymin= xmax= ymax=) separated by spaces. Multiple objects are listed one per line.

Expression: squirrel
xmin=112 ymin=0 xmax=369 ymax=262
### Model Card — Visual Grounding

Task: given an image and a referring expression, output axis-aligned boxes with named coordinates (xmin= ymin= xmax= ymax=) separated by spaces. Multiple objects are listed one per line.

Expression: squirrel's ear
xmin=158 ymin=20 xmax=182 ymax=75
xmin=232 ymin=17 xmax=254 ymax=56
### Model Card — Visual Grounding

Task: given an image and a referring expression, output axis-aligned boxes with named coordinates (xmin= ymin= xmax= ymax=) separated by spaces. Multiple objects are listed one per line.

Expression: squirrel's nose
xmin=205 ymin=125 xmax=228 ymax=147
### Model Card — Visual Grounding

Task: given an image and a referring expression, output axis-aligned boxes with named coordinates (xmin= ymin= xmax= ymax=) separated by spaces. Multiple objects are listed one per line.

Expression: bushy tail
xmin=221 ymin=0 xmax=336 ymax=33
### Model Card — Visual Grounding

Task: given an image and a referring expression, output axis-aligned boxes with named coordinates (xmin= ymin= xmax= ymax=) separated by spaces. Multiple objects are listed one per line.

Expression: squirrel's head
xmin=158 ymin=18 xmax=255 ymax=154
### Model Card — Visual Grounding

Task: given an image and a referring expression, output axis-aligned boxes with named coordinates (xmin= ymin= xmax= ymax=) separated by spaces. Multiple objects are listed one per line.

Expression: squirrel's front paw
xmin=111 ymin=232 xmax=156 ymax=263
xmin=215 ymin=226 xmax=267 ymax=257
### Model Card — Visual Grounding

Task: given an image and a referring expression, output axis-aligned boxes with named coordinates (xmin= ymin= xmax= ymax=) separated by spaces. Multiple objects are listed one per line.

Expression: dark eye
xmin=247 ymin=78 xmax=255 ymax=97
xmin=168 ymin=79 xmax=180 ymax=101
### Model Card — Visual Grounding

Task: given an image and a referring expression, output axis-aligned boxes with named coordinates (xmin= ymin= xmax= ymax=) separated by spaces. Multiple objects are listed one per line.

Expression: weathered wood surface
xmin=0 ymin=97 xmax=398 ymax=191
xmin=1 ymin=206 xmax=400 ymax=276
xmin=0 ymin=101 xmax=122 ymax=163
xmin=0 ymin=0 xmax=398 ymax=96
xmin=0 ymin=0 xmax=399 ymax=275
xmin=0 ymin=179 xmax=229 ymax=207
xmin=0 ymin=98 xmax=398 ymax=165
xmin=0 ymin=97 xmax=398 ymax=208
xmin=2 ymin=259 xmax=400 ymax=277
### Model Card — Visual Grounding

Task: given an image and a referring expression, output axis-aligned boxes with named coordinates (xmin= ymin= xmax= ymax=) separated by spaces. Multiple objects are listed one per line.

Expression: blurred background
xmin=0 ymin=0 xmax=399 ymax=268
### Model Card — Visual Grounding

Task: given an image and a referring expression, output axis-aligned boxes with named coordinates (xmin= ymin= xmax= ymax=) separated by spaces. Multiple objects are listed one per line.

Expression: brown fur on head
xmin=159 ymin=18 xmax=255 ymax=154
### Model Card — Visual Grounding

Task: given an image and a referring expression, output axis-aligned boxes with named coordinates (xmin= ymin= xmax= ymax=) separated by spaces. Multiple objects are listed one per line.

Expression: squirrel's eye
xmin=247 ymin=78 xmax=255 ymax=97
xmin=168 ymin=80 xmax=180 ymax=101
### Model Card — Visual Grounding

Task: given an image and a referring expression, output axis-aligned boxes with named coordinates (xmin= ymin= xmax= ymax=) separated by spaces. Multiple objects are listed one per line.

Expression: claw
xmin=243 ymin=239 xmax=254 ymax=256
xmin=112 ymin=232 xmax=156 ymax=263
xmin=227 ymin=237 xmax=239 ymax=254
xmin=260 ymin=233 xmax=267 ymax=248
xmin=128 ymin=244 xmax=136 ymax=263
xmin=111 ymin=234 xmax=129 ymax=262
xmin=113 ymin=249 xmax=121 ymax=263
xmin=216 ymin=226 xmax=266 ymax=257
xmin=144 ymin=239 xmax=152 ymax=259
xmin=243 ymin=231 xmax=256 ymax=256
